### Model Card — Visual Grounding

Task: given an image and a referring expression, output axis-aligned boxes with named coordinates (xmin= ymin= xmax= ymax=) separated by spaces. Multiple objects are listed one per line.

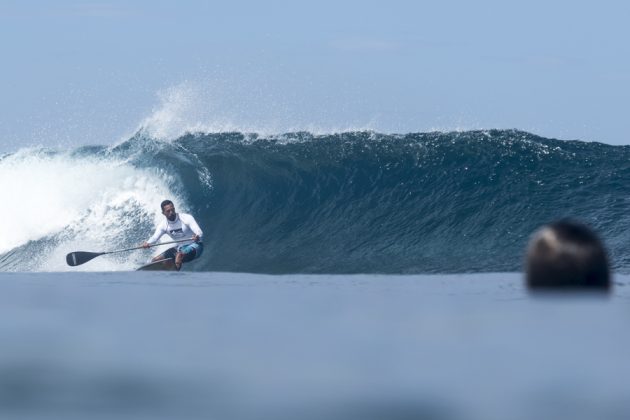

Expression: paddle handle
xmin=106 ymin=238 xmax=196 ymax=255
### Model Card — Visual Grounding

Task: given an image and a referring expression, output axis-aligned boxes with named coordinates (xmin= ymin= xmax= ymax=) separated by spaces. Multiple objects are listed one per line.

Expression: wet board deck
xmin=136 ymin=258 xmax=177 ymax=271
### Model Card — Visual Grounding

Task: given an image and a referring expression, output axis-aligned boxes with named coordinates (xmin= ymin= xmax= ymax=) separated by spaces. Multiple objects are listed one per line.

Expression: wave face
xmin=3 ymin=130 xmax=630 ymax=273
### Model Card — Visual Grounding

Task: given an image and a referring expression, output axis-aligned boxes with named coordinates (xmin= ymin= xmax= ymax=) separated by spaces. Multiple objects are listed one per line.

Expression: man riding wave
xmin=142 ymin=200 xmax=203 ymax=271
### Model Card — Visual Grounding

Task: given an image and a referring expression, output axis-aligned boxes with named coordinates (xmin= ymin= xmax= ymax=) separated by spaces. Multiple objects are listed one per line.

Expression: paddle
xmin=66 ymin=238 xmax=194 ymax=267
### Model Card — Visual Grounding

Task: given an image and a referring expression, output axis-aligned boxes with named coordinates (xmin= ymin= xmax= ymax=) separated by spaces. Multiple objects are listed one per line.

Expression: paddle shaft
xmin=66 ymin=238 xmax=197 ymax=266
xmin=103 ymin=238 xmax=195 ymax=255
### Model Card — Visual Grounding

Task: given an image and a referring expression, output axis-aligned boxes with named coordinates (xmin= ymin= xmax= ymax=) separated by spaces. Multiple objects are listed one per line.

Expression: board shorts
xmin=163 ymin=242 xmax=204 ymax=262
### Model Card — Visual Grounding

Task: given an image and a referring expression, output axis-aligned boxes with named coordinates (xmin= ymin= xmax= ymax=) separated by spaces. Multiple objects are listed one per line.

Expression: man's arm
xmin=142 ymin=224 xmax=166 ymax=248
xmin=183 ymin=214 xmax=203 ymax=242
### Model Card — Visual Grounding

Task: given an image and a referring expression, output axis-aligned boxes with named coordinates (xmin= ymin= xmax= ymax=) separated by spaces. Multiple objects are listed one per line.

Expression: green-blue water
xmin=2 ymin=130 xmax=630 ymax=273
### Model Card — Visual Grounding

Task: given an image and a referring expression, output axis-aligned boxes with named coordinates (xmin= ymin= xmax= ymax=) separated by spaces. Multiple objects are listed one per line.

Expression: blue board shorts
xmin=163 ymin=242 xmax=203 ymax=262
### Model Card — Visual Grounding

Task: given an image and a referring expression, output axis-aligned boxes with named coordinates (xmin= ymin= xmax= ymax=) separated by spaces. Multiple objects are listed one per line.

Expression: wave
xmin=2 ymin=129 xmax=630 ymax=273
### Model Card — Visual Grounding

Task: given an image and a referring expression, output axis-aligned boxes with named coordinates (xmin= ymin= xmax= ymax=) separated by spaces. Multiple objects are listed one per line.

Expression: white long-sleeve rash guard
xmin=146 ymin=213 xmax=203 ymax=246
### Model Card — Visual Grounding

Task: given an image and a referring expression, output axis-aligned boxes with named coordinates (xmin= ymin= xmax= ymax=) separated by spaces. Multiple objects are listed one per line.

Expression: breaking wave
xmin=3 ymin=129 xmax=630 ymax=273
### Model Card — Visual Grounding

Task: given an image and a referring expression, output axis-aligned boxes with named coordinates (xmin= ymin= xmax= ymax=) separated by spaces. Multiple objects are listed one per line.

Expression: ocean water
xmin=2 ymin=129 xmax=630 ymax=273
xmin=2 ymin=129 xmax=630 ymax=419
xmin=0 ymin=271 xmax=628 ymax=420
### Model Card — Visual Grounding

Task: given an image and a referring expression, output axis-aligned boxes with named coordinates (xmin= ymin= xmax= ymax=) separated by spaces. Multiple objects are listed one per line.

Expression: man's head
xmin=161 ymin=200 xmax=176 ymax=221
xmin=525 ymin=220 xmax=610 ymax=291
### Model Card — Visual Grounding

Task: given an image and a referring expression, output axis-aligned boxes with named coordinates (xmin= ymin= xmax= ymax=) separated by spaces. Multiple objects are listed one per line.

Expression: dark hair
xmin=525 ymin=220 xmax=610 ymax=290
xmin=160 ymin=200 xmax=174 ymax=210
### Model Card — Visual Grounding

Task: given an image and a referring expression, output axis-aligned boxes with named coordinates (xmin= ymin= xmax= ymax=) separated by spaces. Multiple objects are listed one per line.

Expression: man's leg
xmin=175 ymin=251 xmax=185 ymax=271
xmin=174 ymin=243 xmax=201 ymax=270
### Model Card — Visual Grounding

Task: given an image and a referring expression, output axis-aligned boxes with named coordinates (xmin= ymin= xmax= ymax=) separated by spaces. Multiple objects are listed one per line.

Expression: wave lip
xmin=3 ymin=129 xmax=630 ymax=273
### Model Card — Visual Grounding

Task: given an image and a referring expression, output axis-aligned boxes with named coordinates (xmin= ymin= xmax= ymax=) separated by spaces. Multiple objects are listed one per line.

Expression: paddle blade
xmin=66 ymin=251 xmax=104 ymax=266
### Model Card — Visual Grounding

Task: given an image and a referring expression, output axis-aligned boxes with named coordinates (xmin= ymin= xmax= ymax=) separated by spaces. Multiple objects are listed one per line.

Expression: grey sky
xmin=1 ymin=0 xmax=629 ymax=151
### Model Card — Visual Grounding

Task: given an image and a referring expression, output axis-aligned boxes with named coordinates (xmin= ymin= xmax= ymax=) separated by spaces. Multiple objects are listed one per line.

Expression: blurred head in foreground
xmin=526 ymin=220 xmax=610 ymax=291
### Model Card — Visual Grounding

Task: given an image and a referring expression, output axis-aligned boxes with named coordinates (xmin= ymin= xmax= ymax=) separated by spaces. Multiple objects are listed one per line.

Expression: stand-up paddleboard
xmin=137 ymin=258 xmax=177 ymax=271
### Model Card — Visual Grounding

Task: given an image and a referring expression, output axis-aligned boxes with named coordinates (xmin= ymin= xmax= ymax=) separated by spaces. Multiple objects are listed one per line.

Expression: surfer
xmin=525 ymin=219 xmax=610 ymax=290
xmin=142 ymin=200 xmax=204 ymax=271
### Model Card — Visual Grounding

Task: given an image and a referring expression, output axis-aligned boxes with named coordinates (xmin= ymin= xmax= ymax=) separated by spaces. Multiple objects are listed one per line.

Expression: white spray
xmin=0 ymin=149 xmax=184 ymax=271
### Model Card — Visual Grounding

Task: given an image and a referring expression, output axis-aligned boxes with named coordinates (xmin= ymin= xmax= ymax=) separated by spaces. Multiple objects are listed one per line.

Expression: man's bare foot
xmin=175 ymin=252 xmax=184 ymax=271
